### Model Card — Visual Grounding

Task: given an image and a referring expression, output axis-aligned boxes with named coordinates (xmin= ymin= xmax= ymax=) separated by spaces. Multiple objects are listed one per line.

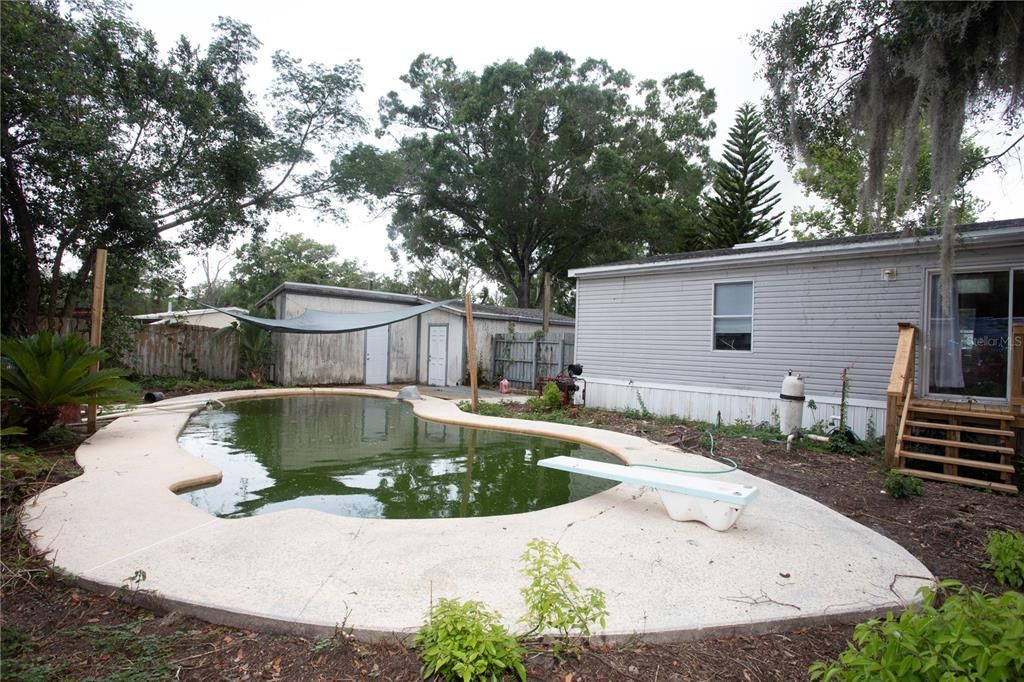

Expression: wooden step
xmin=891 ymin=468 xmax=1018 ymax=494
xmin=895 ymin=450 xmax=1016 ymax=473
xmin=901 ymin=434 xmax=1015 ymax=455
xmin=905 ymin=420 xmax=1015 ymax=437
xmin=907 ymin=404 xmax=1012 ymax=421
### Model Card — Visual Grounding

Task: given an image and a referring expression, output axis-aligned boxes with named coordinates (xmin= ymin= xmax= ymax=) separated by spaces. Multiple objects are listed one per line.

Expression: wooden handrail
xmin=885 ymin=323 xmax=917 ymax=467
xmin=1012 ymin=323 xmax=1023 ymax=412
xmin=887 ymin=323 xmax=918 ymax=397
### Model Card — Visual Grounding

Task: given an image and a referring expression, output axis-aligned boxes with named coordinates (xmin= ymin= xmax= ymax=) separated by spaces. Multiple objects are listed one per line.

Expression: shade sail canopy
xmin=202 ymin=299 xmax=457 ymax=334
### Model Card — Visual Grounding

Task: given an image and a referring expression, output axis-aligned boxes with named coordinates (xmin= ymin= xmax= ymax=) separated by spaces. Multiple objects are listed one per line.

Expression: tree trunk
xmin=58 ymin=252 xmax=96 ymax=322
xmin=0 ymin=141 xmax=41 ymax=333
xmin=516 ymin=269 xmax=531 ymax=308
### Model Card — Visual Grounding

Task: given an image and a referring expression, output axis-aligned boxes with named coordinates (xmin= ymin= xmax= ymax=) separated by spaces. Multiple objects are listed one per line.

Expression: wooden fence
xmin=492 ymin=332 xmax=575 ymax=389
xmin=125 ymin=325 xmax=239 ymax=380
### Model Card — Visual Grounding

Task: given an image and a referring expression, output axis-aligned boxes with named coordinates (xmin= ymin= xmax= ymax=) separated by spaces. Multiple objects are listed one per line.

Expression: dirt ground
xmin=2 ymin=401 xmax=1022 ymax=681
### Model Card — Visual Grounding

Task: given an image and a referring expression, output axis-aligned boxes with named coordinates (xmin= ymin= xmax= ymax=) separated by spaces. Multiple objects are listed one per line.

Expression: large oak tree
xmin=336 ymin=49 xmax=716 ymax=308
xmin=1 ymin=0 xmax=365 ymax=333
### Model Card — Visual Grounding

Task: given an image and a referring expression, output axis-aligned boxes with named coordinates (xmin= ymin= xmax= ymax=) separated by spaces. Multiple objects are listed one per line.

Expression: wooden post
xmin=464 ymin=292 xmax=478 ymax=412
xmin=87 ymin=249 xmax=108 ymax=434
xmin=542 ymin=272 xmax=551 ymax=334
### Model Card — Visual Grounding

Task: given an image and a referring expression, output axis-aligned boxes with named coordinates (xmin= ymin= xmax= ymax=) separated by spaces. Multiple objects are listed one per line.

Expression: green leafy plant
xmin=519 ymin=538 xmax=608 ymax=655
xmin=0 ymin=332 xmax=136 ymax=435
xmin=527 ymin=381 xmax=563 ymax=412
xmin=985 ymin=530 xmax=1024 ymax=589
xmin=883 ymin=472 xmax=923 ymax=499
xmin=414 ymin=598 xmax=525 ymax=682
xmin=809 ymin=581 xmax=1024 ymax=681
xmin=212 ymin=322 xmax=274 ymax=384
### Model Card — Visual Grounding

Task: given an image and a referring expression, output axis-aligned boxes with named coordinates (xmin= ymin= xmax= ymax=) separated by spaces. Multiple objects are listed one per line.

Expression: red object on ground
xmin=499 ymin=378 xmax=511 ymax=394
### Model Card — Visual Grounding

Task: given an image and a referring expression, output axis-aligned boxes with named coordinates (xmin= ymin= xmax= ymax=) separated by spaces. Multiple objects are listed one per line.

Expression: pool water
xmin=177 ymin=396 xmax=619 ymax=519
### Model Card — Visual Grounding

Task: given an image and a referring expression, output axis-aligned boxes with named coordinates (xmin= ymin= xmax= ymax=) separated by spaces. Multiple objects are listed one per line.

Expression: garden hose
xmin=629 ymin=431 xmax=739 ymax=475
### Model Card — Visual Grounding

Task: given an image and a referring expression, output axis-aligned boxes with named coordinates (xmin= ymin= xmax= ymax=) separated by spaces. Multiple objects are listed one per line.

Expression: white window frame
xmin=712 ymin=280 xmax=754 ymax=352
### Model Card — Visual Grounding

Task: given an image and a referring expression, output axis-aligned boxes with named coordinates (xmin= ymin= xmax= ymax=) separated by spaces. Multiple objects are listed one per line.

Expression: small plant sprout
xmin=519 ymin=538 xmax=608 ymax=656
xmin=122 ymin=569 xmax=147 ymax=592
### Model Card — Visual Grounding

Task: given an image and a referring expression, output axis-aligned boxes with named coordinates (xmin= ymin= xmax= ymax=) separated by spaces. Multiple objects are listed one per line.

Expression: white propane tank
xmin=780 ymin=372 xmax=805 ymax=436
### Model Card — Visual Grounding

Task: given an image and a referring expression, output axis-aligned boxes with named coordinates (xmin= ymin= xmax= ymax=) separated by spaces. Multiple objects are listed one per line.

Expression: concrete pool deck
xmin=23 ymin=388 xmax=934 ymax=643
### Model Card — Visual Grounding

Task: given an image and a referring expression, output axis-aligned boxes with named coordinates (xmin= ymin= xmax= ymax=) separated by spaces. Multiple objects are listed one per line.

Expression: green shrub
xmin=883 ymin=472 xmax=923 ymax=499
xmin=212 ymin=322 xmax=273 ymax=383
xmin=527 ymin=381 xmax=563 ymax=412
xmin=809 ymin=581 xmax=1024 ymax=681
xmin=414 ymin=598 xmax=525 ymax=682
xmin=519 ymin=538 xmax=608 ymax=651
xmin=1 ymin=332 xmax=136 ymax=435
xmin=985 ymin=530 xmax=1024 ymax=589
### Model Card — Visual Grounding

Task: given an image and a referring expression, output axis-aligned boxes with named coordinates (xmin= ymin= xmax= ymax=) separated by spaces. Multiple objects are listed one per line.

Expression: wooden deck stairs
xmin=885 ymin=323 xmax=1022 ymax=495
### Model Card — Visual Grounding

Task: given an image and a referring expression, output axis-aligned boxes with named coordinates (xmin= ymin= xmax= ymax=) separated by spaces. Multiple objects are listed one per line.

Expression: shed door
xmin=428 ymin=325 xmax=447 ymax=386
xmin=364 ymin=326 xmax=389 ymax=385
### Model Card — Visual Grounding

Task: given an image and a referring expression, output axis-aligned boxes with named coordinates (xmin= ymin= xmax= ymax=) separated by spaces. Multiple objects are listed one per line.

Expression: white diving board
xmin=538 ymin=456 xmax=759 ymax=531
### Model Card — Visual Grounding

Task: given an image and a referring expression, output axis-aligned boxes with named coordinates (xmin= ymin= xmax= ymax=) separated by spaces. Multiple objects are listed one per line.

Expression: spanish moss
xmin=753 ymin=0 xmax=1024 ymax=310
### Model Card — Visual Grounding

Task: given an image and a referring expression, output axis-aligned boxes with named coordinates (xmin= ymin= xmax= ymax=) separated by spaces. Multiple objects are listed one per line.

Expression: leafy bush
xmin=414 ymin=598 xmax=525 ymax=682
xmin=212 ymin=322 xmax=273 ymax=383
xmin=809 ymin=581 xmax=1024 ymax=681
xmin=985 ymin=530 xmax=1024 ymax=589
xmin=883 ymin=472 xmax=923 ymax=499
xmin=527 ymin=381 xmax=563 ymax=412
xmin=519 ymin=538 xmax=608 ymax=650
xmin=1 ymin=332 xmax=136 ymax=435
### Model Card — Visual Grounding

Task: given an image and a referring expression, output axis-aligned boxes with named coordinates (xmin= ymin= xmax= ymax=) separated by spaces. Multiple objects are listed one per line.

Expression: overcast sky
xmin=127 ymin=0 xmax=1024 ymax=288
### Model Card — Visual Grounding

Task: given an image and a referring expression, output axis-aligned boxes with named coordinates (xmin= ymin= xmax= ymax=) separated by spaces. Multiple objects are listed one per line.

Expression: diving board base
xmin=657 ymin=490 xmax=746 ymax=532
xmin=537 ymin=456 xmax=758 ymax=532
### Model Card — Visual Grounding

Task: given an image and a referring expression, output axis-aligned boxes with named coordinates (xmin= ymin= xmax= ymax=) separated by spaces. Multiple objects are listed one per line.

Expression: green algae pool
xmin=177 ymin=395 xmax=619 ymax=519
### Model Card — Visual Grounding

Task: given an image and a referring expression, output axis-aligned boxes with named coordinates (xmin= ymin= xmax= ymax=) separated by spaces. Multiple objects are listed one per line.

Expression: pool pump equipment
xmin=536 ymin=363 xmax=587 ymax=407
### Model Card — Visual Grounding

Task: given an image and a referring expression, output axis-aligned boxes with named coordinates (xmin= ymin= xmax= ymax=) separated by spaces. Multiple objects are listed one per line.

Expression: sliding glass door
xmin=927 ymin=270 xmax=1012 ymax=399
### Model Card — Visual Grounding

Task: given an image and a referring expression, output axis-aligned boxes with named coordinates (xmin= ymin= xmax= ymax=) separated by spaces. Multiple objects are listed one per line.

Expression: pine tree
xmin=704 ymin=103 xmax=783 ymax=248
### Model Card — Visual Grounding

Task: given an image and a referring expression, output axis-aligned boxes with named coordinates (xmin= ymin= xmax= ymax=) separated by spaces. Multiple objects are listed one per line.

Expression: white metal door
xmin=364 ymin=326 xmax=389 ymax=385
xmin=427 ymin=325 xmax=447 ymax=386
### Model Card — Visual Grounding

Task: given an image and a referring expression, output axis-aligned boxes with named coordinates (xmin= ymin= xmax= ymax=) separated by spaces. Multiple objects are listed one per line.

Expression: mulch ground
xmin=2 ymin=400 xmax=1022 ymax=681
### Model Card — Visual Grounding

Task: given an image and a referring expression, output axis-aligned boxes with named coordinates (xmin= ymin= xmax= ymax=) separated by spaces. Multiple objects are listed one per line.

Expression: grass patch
xmin=70 ymin=618 xmax=183 ymax=682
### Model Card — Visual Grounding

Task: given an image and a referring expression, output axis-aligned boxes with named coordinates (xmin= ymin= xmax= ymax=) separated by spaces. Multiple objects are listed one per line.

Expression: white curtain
xmin=930 ymin=277 xmax=964 ymax=389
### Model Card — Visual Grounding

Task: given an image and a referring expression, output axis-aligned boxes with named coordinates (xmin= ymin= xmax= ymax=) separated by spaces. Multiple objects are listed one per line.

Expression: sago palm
xmin=1 ymin=332 xmax=136 ymax=435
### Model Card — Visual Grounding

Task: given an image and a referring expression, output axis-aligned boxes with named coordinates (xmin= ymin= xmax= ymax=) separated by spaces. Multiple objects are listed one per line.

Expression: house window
xmin=713 ymin=282 xmax=752 ymax=351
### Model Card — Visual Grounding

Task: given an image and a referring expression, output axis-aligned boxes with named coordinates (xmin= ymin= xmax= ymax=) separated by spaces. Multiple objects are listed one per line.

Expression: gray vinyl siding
xmin=574 ymin=243 xmax=1024 ymax=404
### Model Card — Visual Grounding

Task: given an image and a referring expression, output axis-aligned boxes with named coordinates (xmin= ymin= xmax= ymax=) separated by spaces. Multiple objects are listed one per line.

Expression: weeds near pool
xmin=527 ymin=382 xmax=564 ymax=412
xmin=519 ymin=538 xmax=608 ymax=657
xmin=1 ymin=623 xmax=68 ymax=681
xmin=74 ymin=617 xmax=179 ymax=680
xmin=415 ymin=598 xmax=526 ymax=682
xmin=984 ymin=530 xmax=1024 ymax=589
xmin=883 ymin=472 xmax=923 ymax=499
xmin=622 ymin=390 xmax=653 ymax=420
xmin=414 ymin=538 xmax=608 ymax=674
xmin=809 ymin=581 xmax=1024 ymax=681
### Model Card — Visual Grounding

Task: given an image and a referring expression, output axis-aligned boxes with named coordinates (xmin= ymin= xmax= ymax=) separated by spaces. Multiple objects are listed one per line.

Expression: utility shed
xmin=569 ymin=219 xmax=1024 ymax=437
xmin=258 ymin=283 xmax=574 ymax=387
